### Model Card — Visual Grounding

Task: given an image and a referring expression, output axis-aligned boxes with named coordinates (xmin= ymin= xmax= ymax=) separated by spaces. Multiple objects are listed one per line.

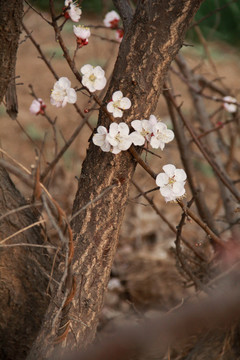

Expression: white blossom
xmin=107 ymin=91 xmax=131 ymax=118
xmin=103 ymin=10 xmax=120 ymax=28
xmin=130 ymin=119 xmax=153 ymax=146
xmin=81 ymin=64 xmax=107 ymax=92
xmin=150 ymin=121 xmax=174 ymax=150
xmin=106 ymin=122 xmax=132 ymax=154
xmin=29 ymin=98 xmax=46 ymax=115
xmin=149 ymin=114 xmax=158 ymax=127
xmin=50 ymin=77 xmax=77 ymax=108
xmin=92 ymin=126 xmax=111 ymax=152
xmin=156 ymin=164 xmax=187 ymax=202
xmin=64 ymin=0 xmax=82 ymax=22
xmin=73 ymin=25 xmax=91 ymax=47
xmin=223 ymin=96 xmax=237 ymax=113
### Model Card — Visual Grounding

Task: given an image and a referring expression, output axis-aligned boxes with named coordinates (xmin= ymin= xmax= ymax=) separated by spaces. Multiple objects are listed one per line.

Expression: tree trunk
xmin=0 ymin=0 xmax=22 ymax=105
xmin=70 ymin=0 xmax=204 ymax=347
xmin=0 ymin=2 xmax=53 ymax=359
xmin=27 ymin=1 xmax=204 ymax=358
xmin=0 ymin=167 xmax=52 ymax=359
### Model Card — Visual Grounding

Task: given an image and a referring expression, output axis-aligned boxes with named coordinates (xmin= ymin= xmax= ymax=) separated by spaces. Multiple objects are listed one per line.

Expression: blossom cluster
xmin=92 ymin=114 xmax=174 ymax=154
xmin=29 ymin=4 xmax=187 ymax=203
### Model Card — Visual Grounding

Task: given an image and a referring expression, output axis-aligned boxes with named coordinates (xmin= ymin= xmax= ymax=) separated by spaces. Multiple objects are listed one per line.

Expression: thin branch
xmin=166 ymin=91 xmax=240 ymax=203
xmin=131 ymin=180 xmax=206 ymax=261
xmin=24 ymin=0 xmax=52 ymax=25
xmin=40 ymin=110 xmax=92 ymax=182
xmin=0 ymin=219 xmax=46 ymax=245
xmin=190 ymin=0 xmax=238 ymax=28
xmin=0 ymin=243 xmax=57 ymax=249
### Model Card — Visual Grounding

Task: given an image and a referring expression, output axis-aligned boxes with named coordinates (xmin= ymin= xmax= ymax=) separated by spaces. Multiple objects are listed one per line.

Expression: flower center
xmin=141 ymin=129 xmax=149 ymax=137
xmin=89 ymin=74 xmax=96 ymax=82
xmin=168 ymin=176 xmax=176 ymax=186
xmin=113 ymin=100 xmax=121 ymax=109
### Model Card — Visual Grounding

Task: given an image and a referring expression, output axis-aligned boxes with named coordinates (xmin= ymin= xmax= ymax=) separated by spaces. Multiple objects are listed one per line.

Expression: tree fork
xmin=27 ymin=1 xmax=204 ymax=358
xmin=70 ymin=0 xmax=204 ymax=350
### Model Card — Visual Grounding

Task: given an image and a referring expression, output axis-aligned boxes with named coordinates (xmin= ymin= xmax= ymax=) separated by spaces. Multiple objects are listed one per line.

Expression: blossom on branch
xmin=150 ymin=117 xmax=174 ymax=150
xmin=64 ymin=0 xmax=82 ymax=22
xmin=130 ymin=120 xmax=153 ymax=146
xmin=80 ymin=64 xmax=107 ymax=92
xmin=73 ymin=25 xmax=91 ymax=48
xmin=50 ymin=77 xmax=77 ymax=108
xmin=106 ymin=122 xmax=132 ymax=154
xmin=103 ymin=10 xmax=120 ymax=28
xmin=92 ymin=126 xmax=111 ymax=152
xmin=156 ymin=164 xmax=187 ymax=202
xmin=223 ymin=96 xmax=237 ymax=113
xmin=107 ymin=91 xmax=131 ymax=118
xmin=29 ymin=98 xmax=46 ymax=115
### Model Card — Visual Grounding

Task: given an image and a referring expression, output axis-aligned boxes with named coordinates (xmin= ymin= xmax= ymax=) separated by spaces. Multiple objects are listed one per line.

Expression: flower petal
xmin=93 ymin=134 xmax=105 ymax=146
xmin=58 ymin=77 xmax=71 ymax=89
xmin=113 ymin=108 xmax=123 ymax=118
xmin=149 ymin=114 xmax=158 ymax=126
xmin=131 ymin=120 xmax=142 ymax=132
xmin=162 ymin=164 xmax=176 ymax=177
xmin=93 ymin=66 xmax=105 ymax=78
xmin=66 ymin=88 xmax=77 ymax=104
xmin=97 ymin=126 xmax=108 ymax=135
xmin=174 ymin=169 xmax=187 ymax=182
xmin=150 ymin=136 xmax=160 ymax=149
xmin=130 ymin=131 xmax=145 ymax=146
xmin=120 ymin=97 xmax=131 ymax=110
xmin=118 ymin=122 xmax=129 ymax=136
xmin=156 ymin=173 xmax=169 ymax=187
xmin=118 ymin=138 xmax=132 ymax=150
xmin=81 ymin=64 xmax=93 ymax=75
xmin=111 ymin=146 xmax=121 ymax=154
xmin=109 ymin=122 xmax=119 ymax=137
xmin=172 ymin=182 xmax=185 ymax=197
xmin=101 ymin=142 xmax=111 ymax=152
xmin=94 ymin=77 xmax=107 ymax=91
xmin=112 ymin=91 xmax=123 ymax=102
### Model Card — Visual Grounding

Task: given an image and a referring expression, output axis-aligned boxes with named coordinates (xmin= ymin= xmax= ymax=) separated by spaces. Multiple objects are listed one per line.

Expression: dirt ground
xmin=1 ymin=6 xmax=240 ymax=357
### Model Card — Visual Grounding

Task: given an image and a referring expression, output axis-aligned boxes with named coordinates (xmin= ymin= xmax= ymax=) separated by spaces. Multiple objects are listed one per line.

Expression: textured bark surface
xmin=0 ymin=0 xmax=23 ymax=104
xmin=0 ymin=167 xmax=51 ymax=359
xmin=0 ymin=2 xmax=52 ymax=358
xmin=27 ymin=1 xmax=204 ymax=359
xmin=69 ymin=0 xmax=204 ymax=350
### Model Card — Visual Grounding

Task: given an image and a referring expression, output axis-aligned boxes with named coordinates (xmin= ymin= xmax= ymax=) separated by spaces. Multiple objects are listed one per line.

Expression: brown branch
xmin=166 ymin=90 xmax=240 ymax=203
xmin=163 ymin=86 xmax=217 ymax=236
xmin=40 ymin=110 xmax=93 ymax=182
xmin=175 ymin=202 xmax=206 ymax=290
xmin=131 ymin=180 xmax=206 ymax=261
xmin=190 ymin=0 xmax=238 ymax=28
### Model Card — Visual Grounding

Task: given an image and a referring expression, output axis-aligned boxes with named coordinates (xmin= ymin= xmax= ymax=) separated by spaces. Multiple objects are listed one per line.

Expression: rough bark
xmin=70 ymin=0 xmax=203 ymax=347
xmin=0 ymin=0 xmax=22 ymax=105
xmin=27 ymin=1 xmax=204 ymax=359
xmin=0 ymin=2 xmax=54 ymax=358
xmin=0 ymin=167 xmax=52 ymax=359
